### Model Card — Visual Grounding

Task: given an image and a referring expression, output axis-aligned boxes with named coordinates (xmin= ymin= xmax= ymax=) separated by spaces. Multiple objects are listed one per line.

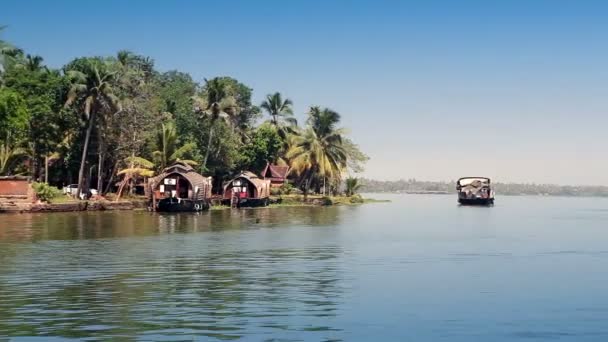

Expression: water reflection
xmin=0 ymin=207 xmax=346 ymax=340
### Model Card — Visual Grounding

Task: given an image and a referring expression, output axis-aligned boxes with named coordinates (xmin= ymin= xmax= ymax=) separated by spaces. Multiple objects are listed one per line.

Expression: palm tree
xmin=261 ymin=92 xmax=296 ymax=128
xmin=0 ymin=26 xmax=23 ymax=80
xmin=286 ymin=107 xmax=348 ymax=196
xmin=345 ymin=177 xmax=362 ymax=197
xmin=193 ymin=78 xmax=239 ymax=170
xmin=152 ymin=122 xmax=197 ymax=171
xmin=116 ymin=156 xmax=155 ymax=199
xmin=23 ymin=54 xmax=45 ymax=72
xmin=64 ymin=58 xmax=121 ymax=198
xmin=0 ymin=132 xmax=27 ymax=175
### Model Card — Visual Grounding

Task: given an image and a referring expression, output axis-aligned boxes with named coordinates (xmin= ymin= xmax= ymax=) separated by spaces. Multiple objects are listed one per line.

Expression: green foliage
xmin=32 ymin=182 xmax=61 ymax=203
xmin=345 ymin=177 xmax=362 ymax=197
xmin=0 ymin=132 xmax=27 ymax=175
xmin=240 ymin=124 xmax=283 ymax=172
xmin=320 ymin=196 xmax=333 ymax=206
xmin=349 ymin=194 xmax=364 ymax=204
xmin=0 ymin=28 xmax=368 ymax=194
xmin=287 ymin=106 xmax=348 ymax=194
xmin=157 ymin=71 xmax=197 ymax=137
xmin=0 ymin=88 xmax=29 ymax=140
xmin=152 ymin=121 xmax=197 ymax=170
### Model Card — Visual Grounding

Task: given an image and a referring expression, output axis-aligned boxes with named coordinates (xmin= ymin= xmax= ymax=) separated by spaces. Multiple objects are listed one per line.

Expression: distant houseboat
xmin=145 ymin=162 xmax=212 ymax=212
xmin=457 ymin=177 xmax=494 ymax=205
xmin=223 ymin=171 xmax=271 ymax=207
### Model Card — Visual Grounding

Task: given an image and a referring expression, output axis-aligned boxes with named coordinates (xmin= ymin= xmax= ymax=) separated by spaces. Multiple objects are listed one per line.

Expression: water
xmin=1 ymin=194 xmax=608 ymax=341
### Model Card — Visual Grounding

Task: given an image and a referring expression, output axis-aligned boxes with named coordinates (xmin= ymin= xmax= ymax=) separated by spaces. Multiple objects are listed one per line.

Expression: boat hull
xmin=155 ymin=198 xmax=210 ymax=212
xmin=458 ymin=198 xmax=494 ymax=206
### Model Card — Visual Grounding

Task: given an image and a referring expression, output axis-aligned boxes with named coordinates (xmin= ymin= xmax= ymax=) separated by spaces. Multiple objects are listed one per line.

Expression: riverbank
xmin=209 ymin=194 xmax=390 ymax=210
xmin=0 ymin=194 xmax=388 ymax=214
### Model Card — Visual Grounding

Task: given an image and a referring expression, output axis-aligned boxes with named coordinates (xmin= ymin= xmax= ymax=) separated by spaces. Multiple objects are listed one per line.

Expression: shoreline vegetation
xmin=361 ymin=179 xmax=608 ymax=198
xmin=0 ymin=194 xmax=389 ymax=214
xmin=0 ymin=26 xmax=371 ymax=210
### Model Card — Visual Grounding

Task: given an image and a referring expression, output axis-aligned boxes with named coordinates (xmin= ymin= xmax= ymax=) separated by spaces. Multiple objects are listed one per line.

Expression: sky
xmin=2 ymin=0 xmax=608 ymax=185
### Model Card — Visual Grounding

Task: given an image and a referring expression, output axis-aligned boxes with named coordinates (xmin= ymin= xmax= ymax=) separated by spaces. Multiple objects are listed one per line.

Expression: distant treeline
xmin=360 ymin=179 xmax=608 ymax=197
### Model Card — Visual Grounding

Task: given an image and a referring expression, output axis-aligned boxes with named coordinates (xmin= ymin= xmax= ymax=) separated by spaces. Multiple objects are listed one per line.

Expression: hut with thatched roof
xmin=262 ymin=163 xmax=290 ymax=188
xmin=223 ymin=171 xmax=271 ymax=207
xmin=145 ymin=162 xmax=212 ymax=211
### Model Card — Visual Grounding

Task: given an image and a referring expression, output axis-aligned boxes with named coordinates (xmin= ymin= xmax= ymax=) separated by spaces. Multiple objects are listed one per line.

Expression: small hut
xmin=145 ymin=162 xmax=212 ymax=211
xmin=223 ymin=171 xmax=271 ymax=207
xmin=262 ymin=163 xmax=290 ymax=188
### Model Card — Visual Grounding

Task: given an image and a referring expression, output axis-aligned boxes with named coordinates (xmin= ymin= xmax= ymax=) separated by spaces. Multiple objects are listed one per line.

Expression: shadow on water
xmin=0 ymin=207 xmax=347 ymax=340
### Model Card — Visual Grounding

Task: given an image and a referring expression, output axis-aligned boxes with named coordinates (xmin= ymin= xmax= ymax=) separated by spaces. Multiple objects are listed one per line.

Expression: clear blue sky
xmin=3 ymin=0 xmax=608 ymax=185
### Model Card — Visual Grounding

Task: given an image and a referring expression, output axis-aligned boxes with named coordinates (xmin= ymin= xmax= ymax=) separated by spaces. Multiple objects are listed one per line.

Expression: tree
xmin=345 ymin=177 xmax=362 ymax=197
xmin=194 ymin=78 xmax=238 ymax=170
xmin=0 ymin=132 xmax=27 ymax=175
xmin=152 ymin=121 xmax=197 ymax=170
xmin=3 ymin=63 xmax=71 ymax=181
xmin=261 ymin=92 xmax=296 ymax=128
xmin=64 ymin=57 xmax=121 ymax=197
xmin=240 ymin=123 xmax=283 ymax=173
xmin=286 ymin=106 xmax=348 ymax=196
xmin=0 ymin=88 xmax=29 ymax=139
xmin=0 ymin=26 xmax=24 ymax=80
xmin=116 ymin=156 xmax=155 ymax=199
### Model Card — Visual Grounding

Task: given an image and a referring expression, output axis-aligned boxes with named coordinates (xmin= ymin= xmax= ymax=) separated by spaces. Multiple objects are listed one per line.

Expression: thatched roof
xmin=145 ymin=162 xmax=211 ymax=200
xmin=262 ymin=163 xmax=290 ymax=181
xmin=223 ymin=171 xmax=271 ymax=198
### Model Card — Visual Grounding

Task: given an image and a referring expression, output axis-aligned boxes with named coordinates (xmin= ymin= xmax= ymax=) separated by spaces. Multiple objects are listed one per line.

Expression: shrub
xmin=279 ymin=183 xmax=295 ymax=195
xmin=32 ymin=182 xmax=62 ymax=203
xmin=320 ymin=196 xmax=333 ymax=206
xmin=349 ymin=194 xmax=364 ymax=204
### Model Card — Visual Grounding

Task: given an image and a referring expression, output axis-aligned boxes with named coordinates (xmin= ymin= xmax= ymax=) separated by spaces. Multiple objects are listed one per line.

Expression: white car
xmin=63 ymin=184 xmax=98 ymax=198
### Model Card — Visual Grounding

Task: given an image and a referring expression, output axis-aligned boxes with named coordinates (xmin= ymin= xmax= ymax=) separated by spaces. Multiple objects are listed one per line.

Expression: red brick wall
xmin=0 ymin=179 xmax=30 ymax=196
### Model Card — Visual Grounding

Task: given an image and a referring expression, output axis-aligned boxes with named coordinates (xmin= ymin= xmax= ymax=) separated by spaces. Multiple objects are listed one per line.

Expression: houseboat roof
xmin=262 ymin=163 xmax=290 ymax=181
xmin=224 ymin=171 xmax=270 ymax=191
xmin=146 ymin=162 xmax=211 ymax=200
xmin=457 ymin=177 xmax=491 ymax=186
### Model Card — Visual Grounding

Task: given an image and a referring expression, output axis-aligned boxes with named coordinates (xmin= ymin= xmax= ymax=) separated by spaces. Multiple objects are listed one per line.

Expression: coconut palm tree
xmin=152 ymin=122 xmax=197 ymax=171
xmin=193 ymin=78 xmax=239 ymax=170
xmin=286 ymin=107 xmax=348 ymax=196
xmin=64 ymin=58 xmax=121 ymax=198
xmin=0 ymin=26 xmax=23 ymax=81
xmin=0 ymin=132 xmax=27 ymax=175
xmin=345 ymin=177 xmax=362 ymax=197
xmin=116 ymin=156 xmax=155 ymax=199
xmin=261 ymin=92 xmax=296 ymax=128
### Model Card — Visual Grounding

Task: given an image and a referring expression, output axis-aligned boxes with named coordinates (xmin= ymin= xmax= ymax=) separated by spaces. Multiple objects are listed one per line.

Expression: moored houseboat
xmin=223 ymin=171 xmax=271 ymax=208
xmin=145 ymin=162 xmax=212 ymax=212
xmin=457 ymin=177 xmax=494 ymax=205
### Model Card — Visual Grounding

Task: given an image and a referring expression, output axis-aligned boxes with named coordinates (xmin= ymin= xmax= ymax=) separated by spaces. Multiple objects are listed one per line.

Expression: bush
xmin=279 ymin=183 xmax=295 ymax=195
xmin=32 ymin=182 xmax=62 ymax=203
xmin=320 ymin=196 xmax=333 ymax=206
xmin=349 ymin=194 xmax=364 ymax=204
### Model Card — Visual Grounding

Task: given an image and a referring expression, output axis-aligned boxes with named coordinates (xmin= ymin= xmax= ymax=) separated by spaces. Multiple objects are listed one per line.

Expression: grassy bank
xmin=210 ymin=194 xmax=389 ymax=210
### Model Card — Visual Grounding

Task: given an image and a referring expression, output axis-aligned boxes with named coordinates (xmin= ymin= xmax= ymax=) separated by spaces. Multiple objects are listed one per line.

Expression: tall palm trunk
xmin=77 ymin=111 xmax=96 ymax=198
xmin=44 ymin=155 xmax=49 ymax=183
xmin=202 ymin=125 xmax=214 ymax=171
xmin=97 ymin=138 xmax=104 ymax=193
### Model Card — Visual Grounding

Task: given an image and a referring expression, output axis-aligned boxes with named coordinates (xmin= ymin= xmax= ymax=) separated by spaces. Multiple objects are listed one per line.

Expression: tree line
xmin=361 ymin=178 xmax=608 ymax=197
xmin=0 ymin=27 xmax=368 ymax=198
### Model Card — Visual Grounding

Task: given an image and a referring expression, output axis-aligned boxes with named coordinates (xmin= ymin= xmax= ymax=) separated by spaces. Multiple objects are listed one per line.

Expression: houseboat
xmin=457 ymin=177 xmax=494 ymax=205
xmin=145 ymin=162 xmax=212 ymax=212
xmin=223 ymin=171 xmax=271 ymax=207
